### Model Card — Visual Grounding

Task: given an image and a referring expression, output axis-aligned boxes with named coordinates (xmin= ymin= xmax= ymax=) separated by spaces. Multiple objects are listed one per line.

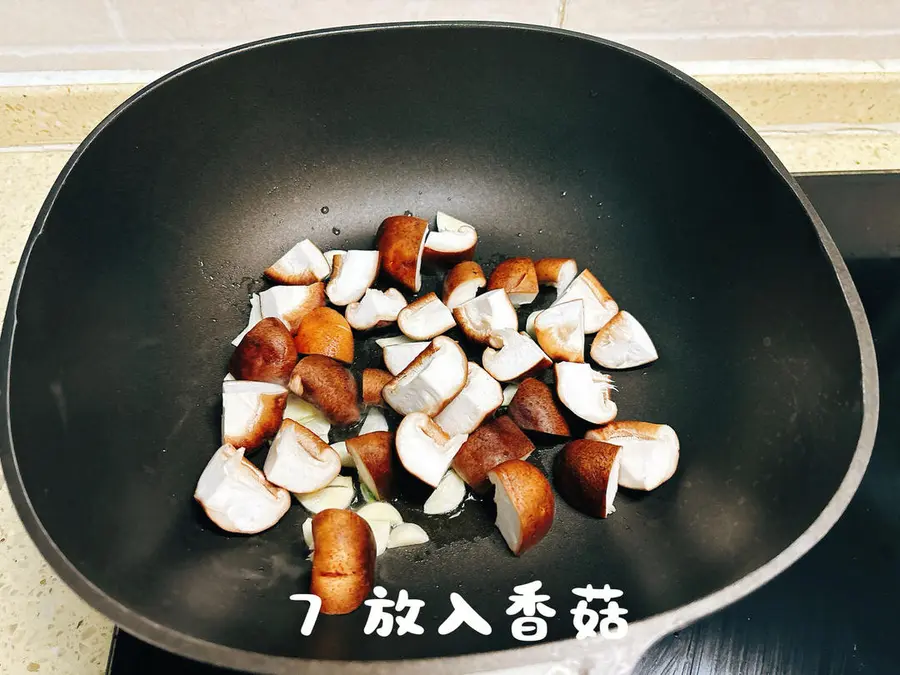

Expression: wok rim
xmin=0 ymin=20 xmax=879 ymax=674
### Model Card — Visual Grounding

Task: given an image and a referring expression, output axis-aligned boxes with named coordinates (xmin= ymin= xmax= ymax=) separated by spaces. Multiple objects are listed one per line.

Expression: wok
xmin=0 ymin=21 xmax=878 ymax=675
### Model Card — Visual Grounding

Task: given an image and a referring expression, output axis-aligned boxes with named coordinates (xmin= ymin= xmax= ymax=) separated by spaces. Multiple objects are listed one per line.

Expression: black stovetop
xmin=106 ymin=172 xmax=900 ymax=675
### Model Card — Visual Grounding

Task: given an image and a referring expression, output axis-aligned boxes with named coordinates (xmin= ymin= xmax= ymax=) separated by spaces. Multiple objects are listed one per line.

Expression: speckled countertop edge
xmin=1 ymin=74 xmax=899 ymax=675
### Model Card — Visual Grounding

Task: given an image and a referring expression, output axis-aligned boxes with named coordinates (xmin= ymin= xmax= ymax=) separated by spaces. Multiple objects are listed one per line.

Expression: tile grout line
xmin=557 ymin=0 xmax=567 ymax=29
xmin=102 ymin=0 xmax=128 ymax=42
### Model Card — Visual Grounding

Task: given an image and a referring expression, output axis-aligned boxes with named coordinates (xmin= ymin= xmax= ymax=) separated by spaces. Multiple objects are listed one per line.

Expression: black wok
xmin=0 ymin=22 xmax=878 ymax=675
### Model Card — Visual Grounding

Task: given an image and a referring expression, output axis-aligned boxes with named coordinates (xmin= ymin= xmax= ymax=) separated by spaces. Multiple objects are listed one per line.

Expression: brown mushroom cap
xmin=506 ymin=378 xmax=571 ymax=437
xmin=451 ymin=416 xmax=535 ymax=493
xmin=346 ymin=431 xmax=395 ymax=500
xmin=362 ymin=368 xmax=394 ymax=407
xmin=375 ymin=215 xmax=429 ymax=293
xmin=442 ymin=261 xmax=487 ymax=309
xmin=487 ymin=257 xmax=539 ymax=305
xmin=289 ymin=354 xmax=361 ymax=426
xmin=310 ymin=509 xmax=377 ymax=615
xmin=229 ymin=317 xmax=298 ymax=386
xmin=294 ymin=306 xmax=355 ymax=364
xmin=488 ymin=459 xmax=555 ymax=556
xmin=554 ymin=439 xmax=621 ymax=518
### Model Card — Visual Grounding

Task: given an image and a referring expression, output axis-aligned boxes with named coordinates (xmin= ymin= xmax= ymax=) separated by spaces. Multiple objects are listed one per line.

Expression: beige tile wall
xmin=1 ymin=0 xmax=900 ymax=74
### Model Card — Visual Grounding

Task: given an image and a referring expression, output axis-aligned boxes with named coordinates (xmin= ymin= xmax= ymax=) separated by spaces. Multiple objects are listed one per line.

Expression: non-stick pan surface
xmin=0 ymin=22 xmax=877 ymax=675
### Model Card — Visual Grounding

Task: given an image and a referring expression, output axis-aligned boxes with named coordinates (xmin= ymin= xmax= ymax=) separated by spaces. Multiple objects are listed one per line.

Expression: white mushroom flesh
xmin=295 ymin=474 xmax=355 ymax=513
xmin=263 ymin=422 xmax=341 ymax=494
xmin=382 ymin=341 xmax=430 ymax=376
xmin=423 ymin=470 xmax=467 ymax=515
xmin=489 ymin=472 xmax=522 ymax=553
xmin=398 ymin=294 xmax=456 ymax=340
xmin=589 ymin=424 xmax=679 ymax=491
xmin=194 ymin=444 xmax=290 ymax=534
xmin=446 ymin=278 xmax=485 ymax=310
xmin=607 ymin=456 xmax=621 ymax=514
xmin=396 ymin=412 xmax=468 ymax=487
xmin=358 ymin=516 xmax=392 ymax=556
xmin=222 ymin=380 xmax=288 ymax=445
xmin=434 ymin=362 xmax=503 ymax=436
xmin=345 ymin=288 xmax=408 ymax=330
xmin=359 ymin=408 xmax=390 ymax=435
xmin=524 ymin=310 xmax=540 ymax=337
xmin=302 ymin=517 xmax=314 ymax=549
xmin=325 ymin=250 xmax=380 ymax=306
xmin=323 ymin=249 xmax=345 ymax=277
xmin=425 ymin=212 xmax=478 ymax=256
xmin=231 ymin=293 xmax=262 ymax=346
xmin=387 ymin=523 xmax=430 ymax=548
xmin=555 ymin=362 xmax=618 ymax=425
xmin=502 ymin=384 xmax=519 ymax=407
xmin=590 ymin=311 xmax=659 ymax=369
xmin=283 ymin=394 xmax=331 ymax=443
xmin=383 ymin=338 xmax=468 ymax=417
xmin=258 ymin=284 xmax=320 ymax=330
xmin=267 ymin=239 xmax=330 ymax=282
xmin=534 ymin=299 xmax=585 ymax=362
xmin=552 ymin=271 xmax=618 ymax=334
xmin=481 ymin=329 xmax=550 ymax=382
xmin=454 ymin=289 xmax=518 ymax=343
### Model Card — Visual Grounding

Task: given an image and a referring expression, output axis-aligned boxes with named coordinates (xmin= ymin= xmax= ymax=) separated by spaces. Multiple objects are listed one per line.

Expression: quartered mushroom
xmin=346 ymin=431 xmax=395 ymax=500
xmin=359 ymin=407 xmax=389 ymax=435
xmin=221 ymin=380 xmax=288 ymax=451
xmin=481 ymin=329 xmax=552 ymax=382
xmin=534 ymin=299 xmax=585 ymax=363
xmin=397 ymin=292 xmax=456 ymax=340
xmin=442 ymin=261 xmax=487 ymax=310
xmin=555 ymin=362 xmax=618 ymax=425
xmin=345 ymin=288 xmax=408 ymax=331
xmin=487 ymin=257 xmax=539 ymax=306
xmin=534 ymin=258 xmax=578 ymax=299
xmin=387 ymin=523 xmax=430 ymax=548
xmin=586 ymin=421 xmax=679 ymax=491
xmin=310 ymin=509 xmax=376 ymax=615
xmin=590 ymin=310 xmax=659 ymax=369
xmin=452 ymin=416 xmax=535 ymax=493
xmin=323 ymin=249 xmax=345 ymax=278
xmin=263 ymin=419 xmax=342 ymax=494
xmin=506 ymin=377 xmax=571 ymax=437
xmin=264 ymin=239 xmax=331 ymax=285
xmin=325 ymin=250 xmax=380 ymax=306
xmin=288 ymin=355 xmax=360 ymax=426
xmin=231 ymin=293 xmax=262 ymax=346
xmin=551 ymin=269 xmax=618 ymax=334
xmin=452 ymin=289 xmax=519 ymax=345
xmin=362 ymin=368 xmax=393 ymax=407
xmin=488 ymin=459 xmax=555 ymax=556
xmin=382 ymin=340 xmax=430 ymax=376
xmin=423 ymin=470 xmax=467 ymax=515
xmin=396 ymin=412 xmax=468 ymax=487
xmin=258 ymin=282 xmax=327 ymax=334
xmin=423 ymin=211 xmax=478 ymax=266
xmin=229 ymin=316 xmax=298 ymax=387
xmin=194 ymin=444 xmax=290 ymax=534
xmin=284 ymin=394 xmax=331 ymax=443
xmin=434 ymin=361 xmax=503 ymax=436
xmin=382 ymin=336 xmax=468 ymax=417
xmin=295 ymin=474 xmax=355 ymax=513
xmin=555 ymin=439 xmax=622 ymax=518
xmin=294 ymin=307 xmax=355 ymax=365
xmin=375 ymin=215 xmax=429 ymax=293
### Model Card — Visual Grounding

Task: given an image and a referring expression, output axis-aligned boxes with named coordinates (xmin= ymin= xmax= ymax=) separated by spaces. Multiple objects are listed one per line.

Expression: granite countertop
xmin=1 ymin=73 xmax=899 ymax=675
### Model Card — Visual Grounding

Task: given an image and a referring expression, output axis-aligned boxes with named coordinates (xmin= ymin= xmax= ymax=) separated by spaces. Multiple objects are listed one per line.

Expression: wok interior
xmin=8 ymin=26 xmax=862 ymax=660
